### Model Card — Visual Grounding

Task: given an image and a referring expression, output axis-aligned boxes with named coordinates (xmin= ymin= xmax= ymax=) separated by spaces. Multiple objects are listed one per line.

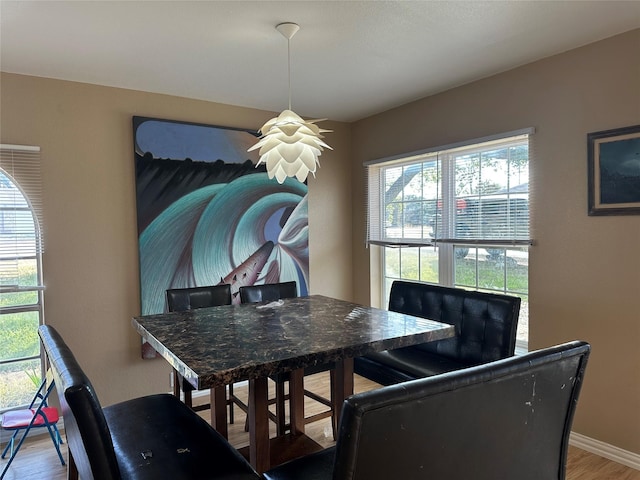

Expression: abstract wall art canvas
xmin=133 ymin=117 xmax=310 ymax=357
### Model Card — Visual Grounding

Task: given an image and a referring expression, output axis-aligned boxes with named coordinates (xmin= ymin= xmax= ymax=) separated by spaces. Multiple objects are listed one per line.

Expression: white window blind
xmin=0 ymin=144 xmax=43 ymax=289
xmin=365 ymin=129 xmax=533 ymax=248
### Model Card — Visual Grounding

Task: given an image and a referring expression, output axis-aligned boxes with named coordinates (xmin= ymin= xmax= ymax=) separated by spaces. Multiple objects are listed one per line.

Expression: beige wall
xmin=352 ymin=29 xmax=640 ymax=454
xmin=0 ymin=73 xmax=353 ymax=406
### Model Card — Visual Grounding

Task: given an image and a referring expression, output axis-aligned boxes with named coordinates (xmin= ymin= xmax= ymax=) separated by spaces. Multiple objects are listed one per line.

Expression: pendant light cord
xmin=276 ymin=22 xmax=299 ymax=112
xmin=287 ymin=35 xmax=292 ymax=111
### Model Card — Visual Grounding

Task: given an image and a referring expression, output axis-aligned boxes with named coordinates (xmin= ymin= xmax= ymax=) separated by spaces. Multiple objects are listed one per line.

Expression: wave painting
xmin=133 ymin=117 xmax=309 ymax=357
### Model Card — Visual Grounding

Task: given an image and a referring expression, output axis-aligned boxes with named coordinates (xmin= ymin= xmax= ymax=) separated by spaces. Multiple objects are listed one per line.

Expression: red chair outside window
xmin=1 ymin=369 xmax=65 ymax=479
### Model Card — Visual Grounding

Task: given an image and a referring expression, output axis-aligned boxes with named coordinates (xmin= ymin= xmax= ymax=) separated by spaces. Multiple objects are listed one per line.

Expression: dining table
xmin=132 ymin=294 xmax=456 ymax=473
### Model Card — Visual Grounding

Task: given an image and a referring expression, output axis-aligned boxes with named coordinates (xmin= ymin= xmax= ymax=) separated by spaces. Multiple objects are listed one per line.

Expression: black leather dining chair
xmin=166 ymin=284 xmax=233 ymax=313
xmin=263 ymin=340 xmax=591 ymax=480
xmin=236 ymin=281 xmax=298 ymax=435
xmin=165 ymin=284 xmax=238 ymax=419
xmin=39 ymin=325 xmax=260 ymax=480
xmin=354 ymin=280 xmax=521 ymax=385
xmin=238 ymin=281 xmax=337 ymax=438
xmin=238 ymin=280 xmax=298 ymax=304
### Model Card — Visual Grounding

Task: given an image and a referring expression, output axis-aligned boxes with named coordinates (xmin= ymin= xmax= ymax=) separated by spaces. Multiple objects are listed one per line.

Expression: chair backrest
xmin=388 ymin=280 xmax=521 ymax=364
xmin=38 ymin=325 xmax=121 ymax=480
xmin=238 ymin=281 xmax=297 ymax=304
xmin=166 ymin=284 xmax=232 ymax=312
xmin=333 ymin=341 xmax=590 ymax=480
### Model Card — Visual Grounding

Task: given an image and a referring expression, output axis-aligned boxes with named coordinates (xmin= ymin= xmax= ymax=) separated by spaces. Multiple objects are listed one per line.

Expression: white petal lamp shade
xmin=248 ymin=109 xmax=332 ymax=184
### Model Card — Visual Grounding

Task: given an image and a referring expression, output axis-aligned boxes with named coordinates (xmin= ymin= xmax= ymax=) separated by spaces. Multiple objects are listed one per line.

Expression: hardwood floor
xmin=2 ymin=373 xmax=638 ymax=479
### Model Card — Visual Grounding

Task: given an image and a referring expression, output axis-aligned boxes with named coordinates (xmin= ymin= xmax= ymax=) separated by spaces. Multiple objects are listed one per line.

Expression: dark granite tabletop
xmin=132 ymin=294 xmax=455 ymax=390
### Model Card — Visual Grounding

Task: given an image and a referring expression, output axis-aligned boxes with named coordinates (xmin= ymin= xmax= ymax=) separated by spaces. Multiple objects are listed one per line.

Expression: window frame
xmin=1 ymin=144 xmax=45 ymax=411
xmin=366 ymin=130 xmax=532 ymax=351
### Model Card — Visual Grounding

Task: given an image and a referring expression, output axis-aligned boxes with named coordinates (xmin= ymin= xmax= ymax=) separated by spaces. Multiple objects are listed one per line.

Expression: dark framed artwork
xmin=587 ymin=124 xmax=640 ymax=216
xmin=133 ymin=117 xmax=310 ymax=357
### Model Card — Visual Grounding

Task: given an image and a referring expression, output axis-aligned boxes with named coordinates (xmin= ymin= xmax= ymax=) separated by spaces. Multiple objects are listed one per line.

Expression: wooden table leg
xmin=67 ymin=449 xmax=78 ymax=480
xmin=210 ymin=385 xmax=228 ymax=439
xmin=249 ymin=376 xmax=269 ymax=473
xmin=332 ymin=357 xmax=354 ymax=429
xmin=288 ymin=368 xmax=305 ymax=434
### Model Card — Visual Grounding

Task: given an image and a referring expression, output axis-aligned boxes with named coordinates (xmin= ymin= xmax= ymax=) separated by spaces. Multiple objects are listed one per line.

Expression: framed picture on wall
xmin=588 ymin=124 xmax=640 ymax=216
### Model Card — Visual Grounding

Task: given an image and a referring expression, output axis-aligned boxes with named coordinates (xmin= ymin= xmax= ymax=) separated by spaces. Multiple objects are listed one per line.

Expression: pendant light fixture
xmin=248 ymin=22 xmax=332 ymax=184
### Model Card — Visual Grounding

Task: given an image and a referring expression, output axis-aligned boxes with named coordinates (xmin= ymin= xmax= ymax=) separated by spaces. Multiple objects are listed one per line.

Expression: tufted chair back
xmin=264 ymin=341 xmax=590 ymax=480
xmin=388 ymin=281 xmax=521 ymax=365
xmin=239 ymin=281 xmax=297 ymax=304
xmin=166 ymin=284 xmax=232 ymax=312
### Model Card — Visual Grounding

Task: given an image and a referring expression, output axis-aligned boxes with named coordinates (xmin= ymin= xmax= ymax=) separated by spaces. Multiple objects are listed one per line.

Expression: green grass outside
xmin=385 ymin=246 xmax=528 ymax=295
xmin=1 ymin=262 xmax=42 ymax=408
xmin=384 ymin=246 xmax=530 ymax=343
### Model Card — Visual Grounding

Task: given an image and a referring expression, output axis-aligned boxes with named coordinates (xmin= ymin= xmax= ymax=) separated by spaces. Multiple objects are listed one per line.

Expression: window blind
xmin=0 ymin=144 xmax=43 ymax=289
xmin=365 ymin=129 xmax=534 ymax=248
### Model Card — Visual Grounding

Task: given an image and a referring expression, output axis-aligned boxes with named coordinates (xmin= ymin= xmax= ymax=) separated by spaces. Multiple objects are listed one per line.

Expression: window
xmin=366 ymin=130 xmax=532 ymax=348
xmin=0 ymin=145 xmax=44 ymax=410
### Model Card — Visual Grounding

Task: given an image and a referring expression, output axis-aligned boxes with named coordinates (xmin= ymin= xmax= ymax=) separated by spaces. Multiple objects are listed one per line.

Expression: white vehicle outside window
xmin=366 ymin=129 xmax=533 ymax=349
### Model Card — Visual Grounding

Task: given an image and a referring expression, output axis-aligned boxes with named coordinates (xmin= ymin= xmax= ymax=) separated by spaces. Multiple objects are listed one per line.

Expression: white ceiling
xmin=1 ymin=1 xmax=639 ymax=122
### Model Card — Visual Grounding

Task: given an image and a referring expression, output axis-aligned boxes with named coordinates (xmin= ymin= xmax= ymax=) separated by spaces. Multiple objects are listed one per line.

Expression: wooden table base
xmin=211 ymin=361 xmax=355 ymax=474
xmin=238 ymin=433 xmax=324 ymax=469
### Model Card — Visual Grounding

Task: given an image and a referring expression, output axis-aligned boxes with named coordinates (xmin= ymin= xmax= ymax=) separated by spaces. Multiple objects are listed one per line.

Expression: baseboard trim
xmin=0 ymin=419 xmax=65 ymax=443
xmin=192 ymin=389 xmax=210 ymax=400
xmin=570 ymin=432 xmax=640 ymax=471
xmin=189 ymin=381 xmax=248 ymax=401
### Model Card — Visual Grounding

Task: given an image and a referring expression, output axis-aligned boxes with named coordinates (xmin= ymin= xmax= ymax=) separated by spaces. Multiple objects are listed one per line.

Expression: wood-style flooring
xmin=2 ymin=372 xmax=638 ymax=479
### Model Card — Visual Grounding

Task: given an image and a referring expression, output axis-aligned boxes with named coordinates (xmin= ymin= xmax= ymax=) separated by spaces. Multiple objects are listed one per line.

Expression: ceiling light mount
xmin=248 ymin=22 xmax=332 ymax=184
xmin=276 ymin=22 xmax=299 ymax=40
